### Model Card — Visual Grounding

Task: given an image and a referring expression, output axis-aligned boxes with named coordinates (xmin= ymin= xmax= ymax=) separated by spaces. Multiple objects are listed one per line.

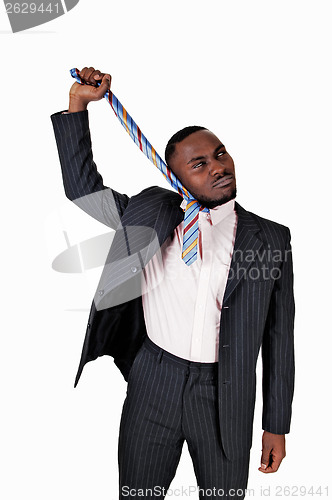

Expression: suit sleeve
xmin=262 ymin=227 xmax=295 ymax=434
xmin=50 ymin=109 xmax=129 ymax=229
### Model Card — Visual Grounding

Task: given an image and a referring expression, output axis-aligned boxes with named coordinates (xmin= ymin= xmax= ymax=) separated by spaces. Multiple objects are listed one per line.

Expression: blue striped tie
xmin=70 ymin=68 xmax=209 ymax=265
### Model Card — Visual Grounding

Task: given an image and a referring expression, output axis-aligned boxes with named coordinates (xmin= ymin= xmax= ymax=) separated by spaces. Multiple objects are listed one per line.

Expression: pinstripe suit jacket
xmin=51 ymin=109 xmax=295 ymax=461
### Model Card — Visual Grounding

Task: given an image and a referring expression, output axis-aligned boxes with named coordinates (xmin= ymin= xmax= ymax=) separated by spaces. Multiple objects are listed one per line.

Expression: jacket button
xmin=131 ymin=266 xmax=138 ymax=273
xmin=98 ymin=289 xmax=104 ymax=296
xmin=87 ymin=323 xmax=91 ymax=328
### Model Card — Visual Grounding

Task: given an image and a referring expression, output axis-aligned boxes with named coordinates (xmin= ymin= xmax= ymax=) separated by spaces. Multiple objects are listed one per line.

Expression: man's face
xmin=169 ymin=130 xmax=236 ymax=209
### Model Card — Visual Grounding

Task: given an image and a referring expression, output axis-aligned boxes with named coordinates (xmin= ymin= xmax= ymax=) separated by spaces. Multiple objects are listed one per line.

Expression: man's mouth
xmin=212 ymin=175 xmax=234 ymax=189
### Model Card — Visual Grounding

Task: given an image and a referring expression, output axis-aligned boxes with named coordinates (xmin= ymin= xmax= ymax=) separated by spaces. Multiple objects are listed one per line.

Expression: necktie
xmin=70 ymin=68 xmax=209 ymax=265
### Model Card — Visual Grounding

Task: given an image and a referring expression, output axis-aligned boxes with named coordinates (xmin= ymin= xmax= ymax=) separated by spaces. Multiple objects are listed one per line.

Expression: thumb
xmin=259 ymin=449 xmax=270 ymax=472
xmin=95 ymin=74 xmax=111 ymax=97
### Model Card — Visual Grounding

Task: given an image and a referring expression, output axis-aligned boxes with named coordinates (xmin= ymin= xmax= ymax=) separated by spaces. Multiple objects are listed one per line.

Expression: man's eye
xmin=217 ymin=151 xmax=226 ymax=157
xmin=193 ymin=162 xmax=204 ymax=169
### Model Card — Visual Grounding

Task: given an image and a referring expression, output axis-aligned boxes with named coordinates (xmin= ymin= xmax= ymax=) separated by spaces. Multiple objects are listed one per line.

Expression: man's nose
xmin=209 ymin=159 xmax=226 ymax=176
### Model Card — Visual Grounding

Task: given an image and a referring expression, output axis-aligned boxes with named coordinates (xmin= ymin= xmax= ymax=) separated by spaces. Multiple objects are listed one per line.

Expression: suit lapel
xmin=103 ymin=189 xmax=184 ymax=278
xmin=153 ymin=197 xmax=184 ymax=247
xmin=222 ymin=202 xmax=262 ymax=304
xmin=119 ymin=188 xmax=184 ymax=251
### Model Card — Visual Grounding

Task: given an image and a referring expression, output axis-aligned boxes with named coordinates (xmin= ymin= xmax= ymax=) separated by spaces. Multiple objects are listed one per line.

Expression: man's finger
xmin=259 ymin=447 xmax=271 ymax=473
xmin=79 ymin=67 xmax=88 ymax=80
xmin=94 ymin=74 xmax=111 ymax=98
xmin=269 ymin=452 xmax=284 ymax=473
xmin=90 ymin=70 xmax=104 ymax=86
xmin=258 ymin=463 xmax=270 ymax=472
xmin=86 ymin=66 xmax=96 ymax=82
xmin=259 ymin=452 xmax=284 ymax=474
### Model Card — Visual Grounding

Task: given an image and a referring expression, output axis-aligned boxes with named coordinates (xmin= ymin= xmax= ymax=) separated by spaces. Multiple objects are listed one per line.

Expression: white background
xmin=1 ymin=1 xmax=331 ymax=499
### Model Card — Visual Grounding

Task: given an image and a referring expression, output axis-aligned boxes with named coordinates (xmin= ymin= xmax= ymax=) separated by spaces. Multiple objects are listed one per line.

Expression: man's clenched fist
xmin=68 ymin=66 xmax=111 ymax=113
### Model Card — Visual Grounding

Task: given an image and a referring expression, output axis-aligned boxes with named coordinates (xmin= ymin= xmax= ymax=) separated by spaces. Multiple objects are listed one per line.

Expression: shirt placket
xmin=190 ymin=213 xmax=213 ymax=360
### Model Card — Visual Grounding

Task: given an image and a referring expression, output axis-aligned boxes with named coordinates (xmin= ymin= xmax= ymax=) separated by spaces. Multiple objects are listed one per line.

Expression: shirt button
xmin=98 ymin=289 xmax=104 ymax=296
xmin=131 ymin=266 xmax=138 ymax=273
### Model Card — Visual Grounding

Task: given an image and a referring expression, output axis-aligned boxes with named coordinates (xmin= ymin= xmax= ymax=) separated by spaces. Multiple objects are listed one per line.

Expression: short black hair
xmin=165 ymin=125 xmax=207 ymax=166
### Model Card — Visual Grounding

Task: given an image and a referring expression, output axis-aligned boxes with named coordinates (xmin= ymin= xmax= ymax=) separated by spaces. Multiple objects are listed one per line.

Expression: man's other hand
xmin=258 ymin=431 xmax=286 ymax=473
xmin=68 ymin=67 xmax=111 ymax=112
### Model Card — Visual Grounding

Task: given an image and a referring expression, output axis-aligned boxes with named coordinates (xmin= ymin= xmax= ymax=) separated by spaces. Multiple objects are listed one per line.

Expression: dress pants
xmin=118 ymin=336 xmax=250 ymax=499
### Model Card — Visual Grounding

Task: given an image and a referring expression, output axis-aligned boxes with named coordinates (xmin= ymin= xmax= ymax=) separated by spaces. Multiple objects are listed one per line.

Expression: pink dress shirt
xmin=141 ymin=198 xmax=238 ymax=362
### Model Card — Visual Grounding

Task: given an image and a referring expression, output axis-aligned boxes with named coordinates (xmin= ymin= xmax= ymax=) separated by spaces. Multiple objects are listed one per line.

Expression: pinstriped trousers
xmin=118 ymin=336 xmax=250 ymax=499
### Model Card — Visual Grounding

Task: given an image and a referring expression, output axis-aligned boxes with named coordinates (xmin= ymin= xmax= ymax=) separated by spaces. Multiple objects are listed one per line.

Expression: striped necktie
xmin=70 ymin=68 xmax=209 ymax=266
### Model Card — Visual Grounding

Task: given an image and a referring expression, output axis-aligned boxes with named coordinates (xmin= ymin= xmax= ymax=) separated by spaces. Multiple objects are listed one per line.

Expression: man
xmin=51 ymin=66 xmax=295 ymax=499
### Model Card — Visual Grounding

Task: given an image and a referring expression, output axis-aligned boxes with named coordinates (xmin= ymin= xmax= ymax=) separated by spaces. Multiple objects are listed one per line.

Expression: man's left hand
xmin=258 ymin=431 xmax=286 ymax=473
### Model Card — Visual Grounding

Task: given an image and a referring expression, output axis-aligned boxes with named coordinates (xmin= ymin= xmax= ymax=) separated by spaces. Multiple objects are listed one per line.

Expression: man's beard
xmin=190 ymin=186 xmax=237 ymax=209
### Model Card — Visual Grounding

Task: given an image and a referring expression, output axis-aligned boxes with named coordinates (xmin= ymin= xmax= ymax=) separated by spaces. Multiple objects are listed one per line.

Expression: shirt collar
xmin=180 ymin=198 xmax=235 ymax=225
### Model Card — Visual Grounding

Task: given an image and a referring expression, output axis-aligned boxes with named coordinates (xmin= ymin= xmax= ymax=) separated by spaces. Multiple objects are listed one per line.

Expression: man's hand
xmin=258 ymin=431 xmax=286 ymax=473
xmin=68 ymin=66 xmax=111 ymax=113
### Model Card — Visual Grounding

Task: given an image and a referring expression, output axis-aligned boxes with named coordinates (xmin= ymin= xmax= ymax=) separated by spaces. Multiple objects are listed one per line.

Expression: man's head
xmin=165 ymin=126 xmax=236 ymax=209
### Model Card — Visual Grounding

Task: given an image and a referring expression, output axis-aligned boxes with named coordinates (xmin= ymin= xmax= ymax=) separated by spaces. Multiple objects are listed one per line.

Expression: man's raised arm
xmin=51 ymin=67 xmax=129 ymax=229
